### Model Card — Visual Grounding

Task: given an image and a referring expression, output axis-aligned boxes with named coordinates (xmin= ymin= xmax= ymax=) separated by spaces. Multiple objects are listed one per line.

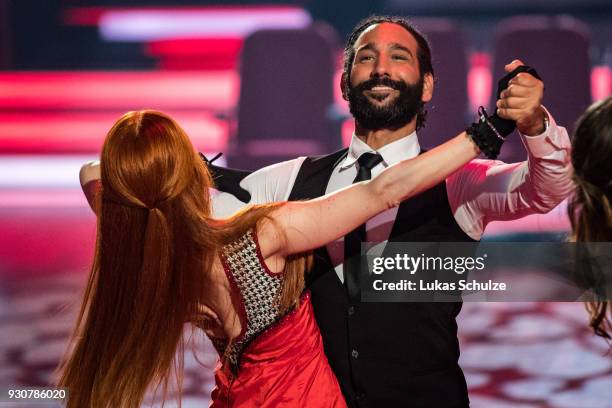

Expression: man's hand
xmin=496 ymin=59 xmax=547 ymax=136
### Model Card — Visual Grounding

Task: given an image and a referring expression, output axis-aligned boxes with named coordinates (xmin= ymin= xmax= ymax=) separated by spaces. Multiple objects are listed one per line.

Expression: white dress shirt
xmin=213 ymin=111 xmax=573 ymax=282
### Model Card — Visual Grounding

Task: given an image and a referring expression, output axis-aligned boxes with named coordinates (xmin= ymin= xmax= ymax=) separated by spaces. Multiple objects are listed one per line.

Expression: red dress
xmin=209 ymin=229 xmax=346 ymax=408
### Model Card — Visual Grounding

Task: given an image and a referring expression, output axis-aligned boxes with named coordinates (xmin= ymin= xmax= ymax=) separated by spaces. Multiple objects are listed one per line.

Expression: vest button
xmin=351 ymin=349 xmax=359 ymax=359
xmin=347 ymin=306 xmax=355 ymax=315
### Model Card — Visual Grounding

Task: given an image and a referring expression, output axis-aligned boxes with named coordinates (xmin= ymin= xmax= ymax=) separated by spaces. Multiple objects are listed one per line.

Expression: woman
xmin=567 ymin=96 xmax=612 ymax=340
xmin=58 ymin=110 xmax=483 ymax=407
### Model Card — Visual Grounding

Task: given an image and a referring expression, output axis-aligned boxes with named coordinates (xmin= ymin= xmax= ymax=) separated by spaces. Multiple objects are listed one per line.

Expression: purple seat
xmin=492 ymin=16 xmax=591 ymax=162
xmin=411 ymin=18 xmax=469 ymax=150
xmin=228 ymin=23 xmax=340 ymax=170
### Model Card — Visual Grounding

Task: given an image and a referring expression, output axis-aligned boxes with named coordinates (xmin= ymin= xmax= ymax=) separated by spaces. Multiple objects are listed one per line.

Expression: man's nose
xmin=372 ymin=56 xmax=391 ymax=77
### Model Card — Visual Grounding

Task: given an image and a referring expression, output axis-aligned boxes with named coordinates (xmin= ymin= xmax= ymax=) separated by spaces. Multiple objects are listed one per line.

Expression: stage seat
xmin=228 ymin=23 xmax=341 ymax=170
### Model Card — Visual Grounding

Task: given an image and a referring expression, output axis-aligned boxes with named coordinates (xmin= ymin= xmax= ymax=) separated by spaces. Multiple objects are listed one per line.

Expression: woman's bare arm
xmin=79 ymin=132 xmax=479 ymax=259
xmin=259 ymin=132 xmax=480 ymax=259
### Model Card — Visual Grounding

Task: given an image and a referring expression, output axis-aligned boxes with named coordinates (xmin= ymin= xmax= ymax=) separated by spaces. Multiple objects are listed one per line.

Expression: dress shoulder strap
xmin=219 ymin=228 xmax=284 ymax=371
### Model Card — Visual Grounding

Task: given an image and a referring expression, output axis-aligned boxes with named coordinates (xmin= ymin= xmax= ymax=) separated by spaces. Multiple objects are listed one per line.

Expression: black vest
xmin=288 ymin=149 xmax=475 ymax=408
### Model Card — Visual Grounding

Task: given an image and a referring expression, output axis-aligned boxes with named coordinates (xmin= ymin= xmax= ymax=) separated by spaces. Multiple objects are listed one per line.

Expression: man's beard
xmin=348 ymin=75 xmax=424 ymax=131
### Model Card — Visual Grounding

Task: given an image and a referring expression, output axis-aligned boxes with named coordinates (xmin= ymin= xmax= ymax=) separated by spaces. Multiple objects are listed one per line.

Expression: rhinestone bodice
xmin=215 ymin=228 xmax=284 ymax=372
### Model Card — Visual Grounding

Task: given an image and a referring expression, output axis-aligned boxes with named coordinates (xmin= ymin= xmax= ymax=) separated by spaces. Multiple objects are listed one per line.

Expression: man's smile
xmin=364 ymin=87 xmax=399 ymax=102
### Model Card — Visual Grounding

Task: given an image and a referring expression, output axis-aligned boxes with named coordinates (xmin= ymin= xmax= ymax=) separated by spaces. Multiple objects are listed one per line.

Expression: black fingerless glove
xmin=199 ymin=153 xmax=253 ymax=203
xmin=466 ymin=65 xmax=542 ymax=159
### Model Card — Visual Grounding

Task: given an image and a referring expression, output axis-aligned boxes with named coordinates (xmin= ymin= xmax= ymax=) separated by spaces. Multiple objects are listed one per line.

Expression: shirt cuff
xmin=519 ymin=106 xmax=569 ymax=158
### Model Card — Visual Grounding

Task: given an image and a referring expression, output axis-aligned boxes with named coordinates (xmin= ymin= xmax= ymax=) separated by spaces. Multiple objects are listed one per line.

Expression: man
xmin=225 ymin=16 xmax=573 ymax=407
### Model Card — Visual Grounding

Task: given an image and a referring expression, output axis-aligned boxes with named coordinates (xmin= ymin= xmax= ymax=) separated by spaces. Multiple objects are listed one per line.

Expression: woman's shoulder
xmin=79 ymin=160 xmax=100 ymax=185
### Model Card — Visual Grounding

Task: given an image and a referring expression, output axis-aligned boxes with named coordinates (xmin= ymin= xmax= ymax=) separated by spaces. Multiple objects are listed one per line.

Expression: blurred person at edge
xmin=568 ymin=96 xmax=612 ymax=341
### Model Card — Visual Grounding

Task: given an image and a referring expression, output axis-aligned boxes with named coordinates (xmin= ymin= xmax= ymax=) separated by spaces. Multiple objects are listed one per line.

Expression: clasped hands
xmin=496 ymin=59 xmax=547 ymax=136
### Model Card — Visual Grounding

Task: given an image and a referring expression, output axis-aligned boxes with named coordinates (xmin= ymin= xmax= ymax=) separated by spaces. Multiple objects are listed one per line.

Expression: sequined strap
xmin=219 ymin=228 xmax=284 ymax=371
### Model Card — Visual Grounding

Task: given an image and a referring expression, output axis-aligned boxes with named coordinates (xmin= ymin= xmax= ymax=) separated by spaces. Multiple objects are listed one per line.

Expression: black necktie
xmin=344 ymin=152 xmax=384 ymax=301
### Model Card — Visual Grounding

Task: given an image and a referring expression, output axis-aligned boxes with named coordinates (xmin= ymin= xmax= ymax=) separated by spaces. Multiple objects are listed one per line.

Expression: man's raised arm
xmin=447 ymin=60 xmax=573 ymax=240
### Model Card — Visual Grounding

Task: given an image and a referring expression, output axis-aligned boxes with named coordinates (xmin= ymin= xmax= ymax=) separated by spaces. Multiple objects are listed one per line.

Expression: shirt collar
xmin=340 ymin=131 xmax=421 ymax=169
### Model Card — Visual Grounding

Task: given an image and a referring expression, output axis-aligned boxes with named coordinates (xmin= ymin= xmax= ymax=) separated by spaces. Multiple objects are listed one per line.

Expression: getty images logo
xmin=371 ymin=253 xmax=488 ymax=275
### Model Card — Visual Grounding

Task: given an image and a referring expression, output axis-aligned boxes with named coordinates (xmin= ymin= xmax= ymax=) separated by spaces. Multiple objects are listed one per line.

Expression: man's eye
xmin=359 ymin=55 xmax=374 ymax=62
xmin=392 ymin=55 xmax=408 ymax=60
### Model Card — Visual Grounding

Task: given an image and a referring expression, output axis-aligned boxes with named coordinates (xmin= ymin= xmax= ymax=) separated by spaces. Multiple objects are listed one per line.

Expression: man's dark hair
xmin=341 ymin=16 xmax=434 ymax=130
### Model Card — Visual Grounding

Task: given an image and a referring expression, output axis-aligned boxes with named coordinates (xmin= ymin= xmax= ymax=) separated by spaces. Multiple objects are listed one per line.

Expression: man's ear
xmin=421 ymin=73 xmax=434 ymax=103
xmin=341 ymin=72 xmax=350 ymax=101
